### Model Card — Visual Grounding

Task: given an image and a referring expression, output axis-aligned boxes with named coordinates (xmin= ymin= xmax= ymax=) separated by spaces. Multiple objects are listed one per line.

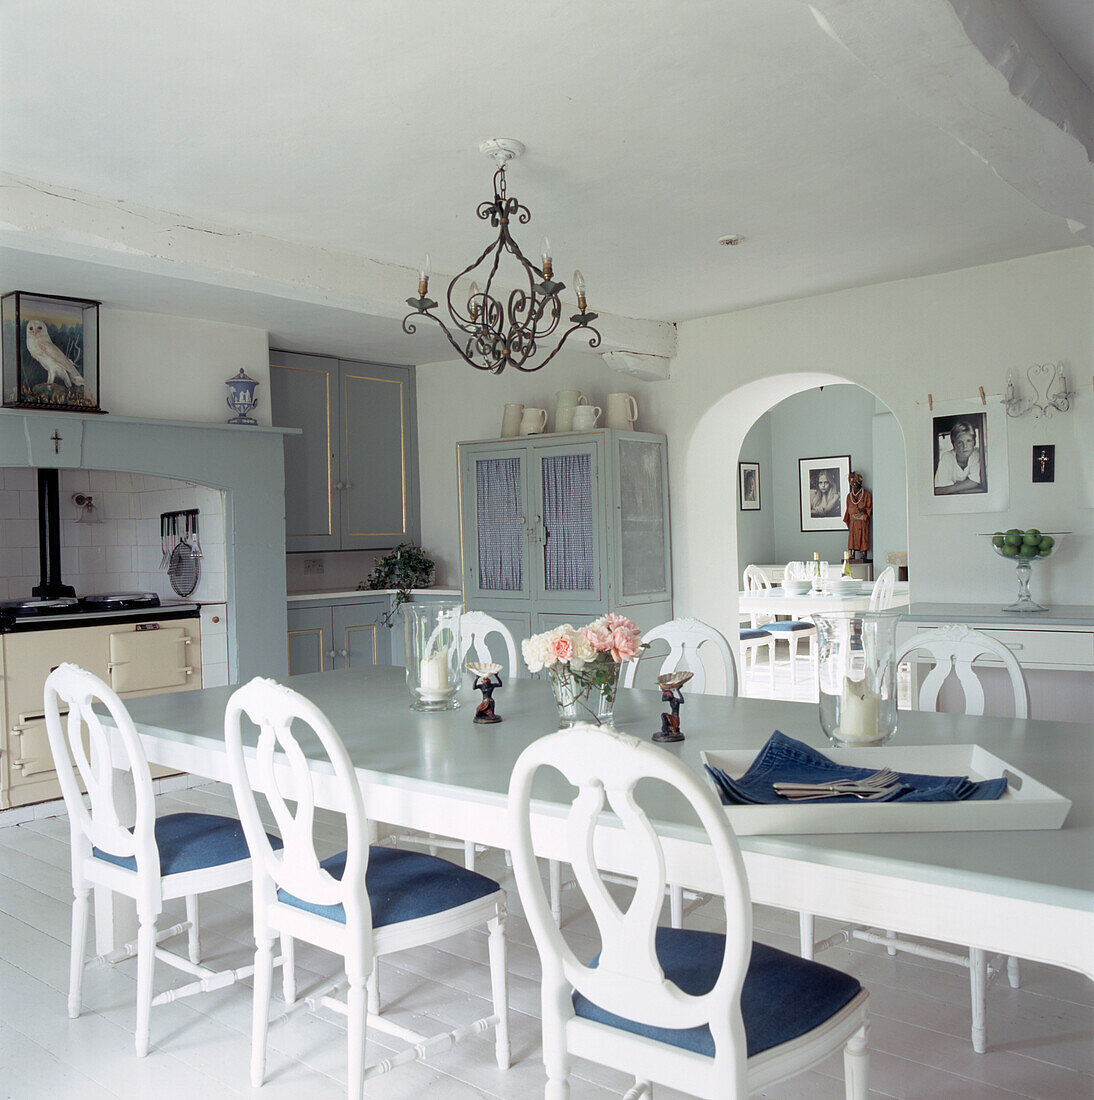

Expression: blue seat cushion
xmin=93 ymin=812 xmax=280 ymax=876
xmin=573 ymin=927 xmax=861 ymax=1058
xmin=276 ymin=845 xmax=500 ymax=927
xmin=739 ymin=629 xmax=771 ymax=641
xmin=765 ymin=621 xmax=814 ymax=632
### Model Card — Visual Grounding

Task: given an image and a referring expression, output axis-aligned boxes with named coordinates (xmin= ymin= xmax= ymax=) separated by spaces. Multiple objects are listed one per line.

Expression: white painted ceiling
xmin=1 ymin=0 xmax=1091 ymax=361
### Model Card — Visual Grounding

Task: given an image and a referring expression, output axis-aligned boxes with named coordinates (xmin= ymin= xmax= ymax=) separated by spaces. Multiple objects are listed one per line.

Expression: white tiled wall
xmin=0 ymin=468 xmax=227 ymax=602
xmin=1 ymin=468 xmax=231 ymax=684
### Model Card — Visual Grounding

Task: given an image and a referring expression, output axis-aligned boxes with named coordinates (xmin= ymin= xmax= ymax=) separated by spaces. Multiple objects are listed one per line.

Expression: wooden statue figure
xmin=652 ymin=671 xmax=692 ymax=743
xmin=843 ymin=471 xmax=873 ymax=561
xmin=468 ymin=663 xmax=503 ymax=724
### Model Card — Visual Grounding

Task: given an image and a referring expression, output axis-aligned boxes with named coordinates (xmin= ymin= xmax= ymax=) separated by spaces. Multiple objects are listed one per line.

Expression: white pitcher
xmin=519 ymin=407 xmax=548 ymax=435
xmin=605 ymin=392 xmax=639 ymax=431
xmin=554 ymin=389 xmax=588 ymax=433
xmin=500 ymin=403 xmax=524 ymax=438
xmin=571 ymin=404 xmax=601 ymax=430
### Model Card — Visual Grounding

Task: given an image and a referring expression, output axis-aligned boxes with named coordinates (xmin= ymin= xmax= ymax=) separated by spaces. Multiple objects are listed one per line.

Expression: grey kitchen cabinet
xmin=286 ymin=597 xmax=391 ymax=676
xmin=270 ymin=350 xmax=420 ymax=552
xmin=457 ymin=430 xmax=672 ymax=671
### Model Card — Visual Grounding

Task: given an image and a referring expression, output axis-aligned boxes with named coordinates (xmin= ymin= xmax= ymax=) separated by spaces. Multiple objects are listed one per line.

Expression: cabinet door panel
xmin=535 ymin=441 xmax=603 ymax=608
xmin=270 ymin=351 xmax=339 ymax=552
xmin=614 ymin=436 xmax=671 ymax=602
xmin=287 ymin=607 xmax=333 ymax=676
xmin=333 ymin=602 xmax=391 ymax=669
xmin=459 ymin=445 xmax=532 ymax=602
xmin=340 ymin=363 xmax=420 ymax=550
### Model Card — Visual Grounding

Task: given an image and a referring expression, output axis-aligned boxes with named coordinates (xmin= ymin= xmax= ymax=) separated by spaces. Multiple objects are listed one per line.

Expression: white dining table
xmin=738 ymin=582 xmax=911 ymax=618
xmin=108 ymin=667 xmax=1093 ymax=982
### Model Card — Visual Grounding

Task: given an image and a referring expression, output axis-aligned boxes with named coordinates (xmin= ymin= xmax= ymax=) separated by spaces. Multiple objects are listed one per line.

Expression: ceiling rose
xmin=403 ymin=139 xmax=601 ymax=374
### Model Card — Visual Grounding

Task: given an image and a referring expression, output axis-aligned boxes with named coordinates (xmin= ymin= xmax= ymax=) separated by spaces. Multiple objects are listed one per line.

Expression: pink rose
xmin=610 ymin=626 xmax=642 ymax=663
xmin=550 ymin=633 xmax=575 ymax=663
xmin=581 ymin=623 xmax=613 ymax=653
xmin=605 ymin=613 xmax=639 ymax=635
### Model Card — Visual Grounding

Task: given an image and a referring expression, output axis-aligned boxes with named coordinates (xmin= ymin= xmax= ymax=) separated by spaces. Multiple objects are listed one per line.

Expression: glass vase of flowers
xmin=521 ymin=614 xmax=644 ymax=728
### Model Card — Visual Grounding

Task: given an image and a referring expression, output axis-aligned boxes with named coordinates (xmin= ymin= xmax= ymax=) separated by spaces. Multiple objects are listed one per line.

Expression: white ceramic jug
xmin=519 ymin=407 xmax=548 ymax=435
xmin=554 ymin=389 xmax=588 ymax=433
xmin=605 ymin=392 xmax=639 ymax=430
xmin=500 ymin=403 xmax=524 ymax=438
xmin=571 ymin=404 xmax=601 ymax=430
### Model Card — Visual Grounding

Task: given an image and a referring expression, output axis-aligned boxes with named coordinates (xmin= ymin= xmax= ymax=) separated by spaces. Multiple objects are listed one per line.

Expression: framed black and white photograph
xmin=798 ymin=454 xmax=850 ymax=532
xmin=1 ymin=291 xmax=101 ymax=413
xmin=738 ymin=461 xmax=760 ymax=511
xmin=917 ymin=398 xmax=1009 ymax=514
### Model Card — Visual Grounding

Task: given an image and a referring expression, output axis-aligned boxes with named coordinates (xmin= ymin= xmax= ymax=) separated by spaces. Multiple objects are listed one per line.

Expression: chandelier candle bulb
xmin=573 ymin=269 xmax=587 ymax=312
xmin=418 ymin=254 xmax=431 ymax=297
xmin=468 ymin=281 xmax=480 ymax=321
xmin=541 ymin=237 xmax=553 ymax=279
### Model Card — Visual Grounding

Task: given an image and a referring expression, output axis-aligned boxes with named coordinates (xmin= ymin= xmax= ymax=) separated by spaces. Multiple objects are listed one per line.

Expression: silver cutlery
xmin=777 ymin=783 xmax=901 ymax=801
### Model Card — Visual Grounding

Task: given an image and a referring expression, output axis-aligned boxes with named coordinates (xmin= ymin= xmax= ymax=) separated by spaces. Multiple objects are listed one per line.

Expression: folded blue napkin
xmin=705 ymin=731 xmax=1007 ymax=805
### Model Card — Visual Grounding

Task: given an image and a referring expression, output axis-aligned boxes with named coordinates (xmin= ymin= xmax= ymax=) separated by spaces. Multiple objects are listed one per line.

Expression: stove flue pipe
xmin=32 ymin=469 xmax=76 ymax=599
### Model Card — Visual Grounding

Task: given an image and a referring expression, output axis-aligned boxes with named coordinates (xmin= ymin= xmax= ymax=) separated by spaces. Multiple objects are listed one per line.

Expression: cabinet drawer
xmin=910 ymin=625 xmax=1094 ymax=669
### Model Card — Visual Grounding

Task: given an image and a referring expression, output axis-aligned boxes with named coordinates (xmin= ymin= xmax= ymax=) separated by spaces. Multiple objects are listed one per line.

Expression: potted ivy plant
xmin=359 ymin=543 xmax=436 ymax=626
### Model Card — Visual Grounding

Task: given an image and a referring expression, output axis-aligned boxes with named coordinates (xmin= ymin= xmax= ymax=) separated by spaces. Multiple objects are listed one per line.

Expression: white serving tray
xmin=700 ymin=744 xmax=1071 ymax=836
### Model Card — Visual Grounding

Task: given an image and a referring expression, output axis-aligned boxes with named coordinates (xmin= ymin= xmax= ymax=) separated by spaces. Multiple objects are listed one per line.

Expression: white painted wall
xmin=736 ymin=415 xmax=774 ymax=579
xmin=667 ymin=247 xmax=1093 ymax=642
xmin=99 ymin=308 xmax=271 ymax=424
xmin=414 ymin=247 xmax=1092 ymax=641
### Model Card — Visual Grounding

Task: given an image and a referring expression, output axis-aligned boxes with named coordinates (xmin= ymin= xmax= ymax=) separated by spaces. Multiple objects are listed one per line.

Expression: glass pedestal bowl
xmin=982 ymin=532 xmax=1067 ymax=612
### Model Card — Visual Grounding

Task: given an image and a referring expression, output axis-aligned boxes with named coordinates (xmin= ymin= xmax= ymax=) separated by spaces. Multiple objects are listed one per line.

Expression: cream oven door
xmin=108 ymin=625 xmax=194 ymax=693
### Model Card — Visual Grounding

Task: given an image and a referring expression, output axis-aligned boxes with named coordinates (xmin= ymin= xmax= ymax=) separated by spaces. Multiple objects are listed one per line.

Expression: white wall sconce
xmin=1003 ymin=362 xmax=1075 ymax=419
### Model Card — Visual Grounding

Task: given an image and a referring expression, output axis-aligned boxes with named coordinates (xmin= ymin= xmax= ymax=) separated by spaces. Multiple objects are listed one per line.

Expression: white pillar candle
xmin=838 ymin=675 xmax=881 ymax=742
xmin=420 ymin=645 xmax=450 ymax=690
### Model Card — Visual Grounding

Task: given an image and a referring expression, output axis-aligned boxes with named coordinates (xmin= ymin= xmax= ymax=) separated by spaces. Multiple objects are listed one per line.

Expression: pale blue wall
xmin=735 ymin=416 xmax=775 ymax=584
xmin=738 ymin=384 xmax=905 ymax=567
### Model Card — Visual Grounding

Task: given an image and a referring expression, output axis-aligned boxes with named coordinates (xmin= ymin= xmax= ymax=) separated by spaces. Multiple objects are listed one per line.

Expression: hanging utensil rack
xmin=160 ymin=509 xmax=202 ymax=596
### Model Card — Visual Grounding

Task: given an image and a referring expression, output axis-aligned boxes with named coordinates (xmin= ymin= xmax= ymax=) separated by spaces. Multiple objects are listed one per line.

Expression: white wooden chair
xmin=224 ymin=677 xmax=509 ymax=1099
xmin=801 ymin=624 xmax=1028 ymax=1053
xmin=458 ymin=609 xmax=519 ymax=676
xmin=621 ymin=616 xmax=738 ymax=696
xmin=509 ymin=724 xmax=870 ymax=1099
xmin=43 ymin=663 xmax=268 ymax=1057
xmin=387 ymin=609 xmax=519 ymax=869
xmin=620 ymin=616 xmax=737 ymax=927
xmin=744 ymin=563 xmax=818 ymax=691
xmin=868 ymin=565 xmax=896 ymax=611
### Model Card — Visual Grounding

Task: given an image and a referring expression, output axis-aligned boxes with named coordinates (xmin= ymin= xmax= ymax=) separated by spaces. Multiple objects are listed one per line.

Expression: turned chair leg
xmin=185 ymin=894 xmax=201 ymax=963
xmin=68 ymin=886 xmax=91 ymax=1020
xmin=843 ymin=1020 xmax=870 ymax=1099
xmin=969 ymin=947 xmax=989 ymax=1053
xmin=251 ymin=933 xmax=275 ymax=1086
xmin=134 ymin=912 xmax=158 ymax=1057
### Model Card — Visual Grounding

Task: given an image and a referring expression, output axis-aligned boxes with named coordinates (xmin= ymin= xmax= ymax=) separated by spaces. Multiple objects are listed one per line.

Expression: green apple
xmin=1038 ymin=535 xmax=1055 ymax=551
xmin=1001 ymin=543 xmax=1020 ymax=557
xmin=992 ymin=534 xmax=1005 ymax=548
xmin=1018 ymin=543 xmax=1038 ymax=558
xmin=1004 ymin=532 xmax=1023 ymax=547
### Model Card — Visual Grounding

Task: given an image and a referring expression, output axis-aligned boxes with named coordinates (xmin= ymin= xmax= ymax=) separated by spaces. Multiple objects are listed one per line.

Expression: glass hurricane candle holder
xmin=813 ymin=610 xmax=902 ymax=747
xmin=402 ymin=600 xmax=462 ymax=711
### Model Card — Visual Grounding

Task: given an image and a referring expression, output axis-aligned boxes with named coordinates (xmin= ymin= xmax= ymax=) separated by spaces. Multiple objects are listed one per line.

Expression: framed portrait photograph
xmin=799 ymin=455 xmax=850 ymax=532
xmin=917 ymin=398 xmax=1009 ymax=515
xmin=1 ymin=291 xmax=102 ymax=413
xmin=738 ymin=461 xmax=760 ymax=511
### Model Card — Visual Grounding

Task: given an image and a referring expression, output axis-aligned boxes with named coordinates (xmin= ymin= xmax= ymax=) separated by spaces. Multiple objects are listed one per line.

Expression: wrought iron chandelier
xmin=403 ymin=139 xmax=601 ymax=374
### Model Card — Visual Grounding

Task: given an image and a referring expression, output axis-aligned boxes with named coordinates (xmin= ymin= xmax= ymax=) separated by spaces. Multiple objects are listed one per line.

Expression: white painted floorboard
xmin=0 ymin=784 xmax=1089 ymax=1099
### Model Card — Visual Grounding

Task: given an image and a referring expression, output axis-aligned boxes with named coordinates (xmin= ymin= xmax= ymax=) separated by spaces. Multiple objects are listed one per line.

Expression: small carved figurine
xmin=652 ymin=670 xmax=693 ymax=743
xmin=843 ymin=471 xmax=873 ymax=561
xmin=468 ymin=662 xmax=503 ymax=724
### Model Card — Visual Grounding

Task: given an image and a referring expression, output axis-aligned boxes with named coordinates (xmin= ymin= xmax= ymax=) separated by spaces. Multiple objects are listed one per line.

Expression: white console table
xmin=897 ymin=604 xmax=1094 ymax=724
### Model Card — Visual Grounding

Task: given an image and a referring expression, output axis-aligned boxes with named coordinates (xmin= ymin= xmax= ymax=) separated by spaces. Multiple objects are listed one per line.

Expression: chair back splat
xmin=45 ymin=663 xmax=160 ymax=884
xmin=225 ymin=678 xmax=371 ymax=951
xmin=622 ymin=616 xmax=737 ymax=696
xmin=895 ymin=624 xmax=1028 ymax=718
xmin=458 ymin=611 xmax=519 ymax=677
xmin=510 ymin=725 xmax=753 ymax=1092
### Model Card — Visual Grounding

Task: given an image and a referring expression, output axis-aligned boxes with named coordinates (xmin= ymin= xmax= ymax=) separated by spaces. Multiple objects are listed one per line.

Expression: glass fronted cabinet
xmin=458 ymin=430 xmax=671 ymax=668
